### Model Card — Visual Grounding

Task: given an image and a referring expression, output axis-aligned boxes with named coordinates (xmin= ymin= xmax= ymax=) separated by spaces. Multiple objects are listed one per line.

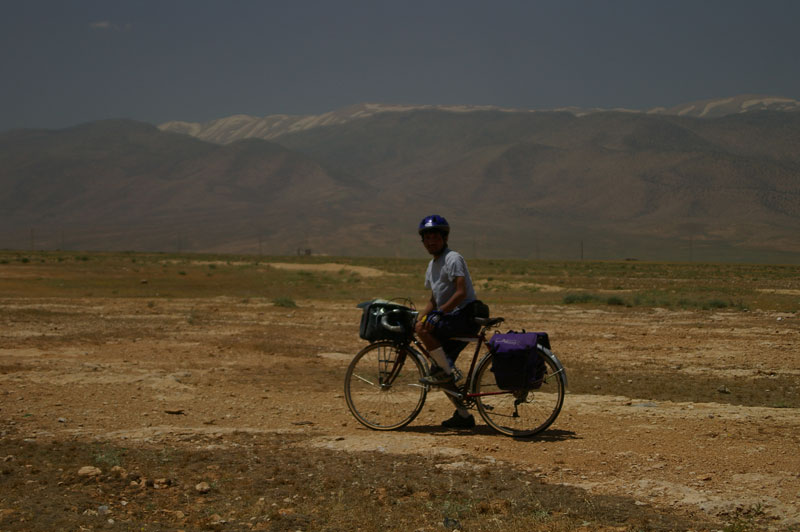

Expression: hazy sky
xmin=2 ymin=0 xmax=799 ymax=131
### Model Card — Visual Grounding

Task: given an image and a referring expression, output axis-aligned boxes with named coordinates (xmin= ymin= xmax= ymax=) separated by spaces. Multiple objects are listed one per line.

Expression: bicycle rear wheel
xmin=473 ymin=350 xmax=565 ymax=437
xmin=344 ymin=341 xmax=427 ymax=430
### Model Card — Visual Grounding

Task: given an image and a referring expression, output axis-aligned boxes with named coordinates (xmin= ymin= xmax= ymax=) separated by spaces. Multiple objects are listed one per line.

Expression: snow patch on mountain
xmin=159 ymin=96 xmax=800 ymax=144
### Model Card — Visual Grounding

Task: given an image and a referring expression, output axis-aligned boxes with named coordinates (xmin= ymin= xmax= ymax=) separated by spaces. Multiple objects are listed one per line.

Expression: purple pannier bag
xmin=488 ymin=331 xmax=549 ymax=390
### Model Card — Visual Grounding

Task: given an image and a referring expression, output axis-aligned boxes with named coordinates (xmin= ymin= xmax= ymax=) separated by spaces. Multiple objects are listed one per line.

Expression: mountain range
xmin=1 ymin=95 xmax=799 ymax=262
xmin=159 ymin=94 xmax=800 ymax=144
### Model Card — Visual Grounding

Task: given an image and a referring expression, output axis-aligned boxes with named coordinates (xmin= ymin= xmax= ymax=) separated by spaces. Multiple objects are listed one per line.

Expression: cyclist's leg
xmin=441 ymin=339 xmax=468 ymax=366
xmin=424 ymin=308 xmax=477 ymax=376
xmin=435 ymin=319 xmax=477 ymax=426
xmin=442 ymin=389 xmax=473 ymax=426
xmin=414 ymin=320 xmax=451 ymax=377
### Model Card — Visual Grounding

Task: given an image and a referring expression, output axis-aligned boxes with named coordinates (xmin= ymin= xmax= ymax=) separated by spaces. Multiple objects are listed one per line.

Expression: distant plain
xmin=1 ymin=251 xmax=798 ymax=530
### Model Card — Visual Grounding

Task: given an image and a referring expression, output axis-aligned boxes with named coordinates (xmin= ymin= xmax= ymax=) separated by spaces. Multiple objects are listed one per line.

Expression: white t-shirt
xmin=425 ymin=248 xmax=476 ymax=311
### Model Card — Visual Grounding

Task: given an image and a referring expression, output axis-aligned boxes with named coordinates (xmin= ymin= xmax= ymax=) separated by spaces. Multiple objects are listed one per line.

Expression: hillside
xmin=0 ymin=120 xmax=357 ymax=254
xmin=1 ymin=103 xmax=799 ymax=262
xmin=270 ymin=109 xmax=800 ymax=261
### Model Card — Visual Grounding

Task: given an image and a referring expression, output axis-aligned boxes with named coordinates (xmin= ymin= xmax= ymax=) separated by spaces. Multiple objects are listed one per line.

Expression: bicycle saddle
xmin=475 ymin=317 xmax=504 ymax=327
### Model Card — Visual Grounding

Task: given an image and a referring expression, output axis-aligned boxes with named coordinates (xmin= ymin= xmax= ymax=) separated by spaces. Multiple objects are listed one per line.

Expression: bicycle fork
xmin=379 ymin=348 xmax=407 ymax=388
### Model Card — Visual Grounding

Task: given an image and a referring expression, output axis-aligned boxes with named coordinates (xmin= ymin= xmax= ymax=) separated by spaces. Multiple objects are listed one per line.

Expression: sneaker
xmin=419 ymin=366 xmax=454 ymax=386
xmin=441 ymin=410 xmax=475 ymax=429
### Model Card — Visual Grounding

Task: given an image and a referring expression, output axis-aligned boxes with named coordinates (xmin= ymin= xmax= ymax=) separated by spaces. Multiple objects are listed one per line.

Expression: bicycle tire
xmin=473 ymin=349 xmax=565 ymax=437
xmin=344 ymin=341 xmax=428 ymax=431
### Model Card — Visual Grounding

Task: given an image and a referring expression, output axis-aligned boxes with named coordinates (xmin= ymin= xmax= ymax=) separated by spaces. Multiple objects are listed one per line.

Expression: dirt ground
xmin=1 ymin=279 xmax=799 ymax=530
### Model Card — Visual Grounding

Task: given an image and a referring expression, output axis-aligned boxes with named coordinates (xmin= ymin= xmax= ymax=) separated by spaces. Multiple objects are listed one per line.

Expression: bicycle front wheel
xmin=473 ymin=350 xmax=565 ymax=437
xmin=344 ymin=341 xmax=427 ymax=430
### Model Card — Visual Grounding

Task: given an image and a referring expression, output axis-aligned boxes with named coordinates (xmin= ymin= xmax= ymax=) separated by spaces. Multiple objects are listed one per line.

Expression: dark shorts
xmin=433 ymin=303 xmax=481 ymax=361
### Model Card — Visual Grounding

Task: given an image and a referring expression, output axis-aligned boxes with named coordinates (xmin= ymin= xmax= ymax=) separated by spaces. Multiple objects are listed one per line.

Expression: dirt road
xmin=1 ymin=293 xmax=799 ymax=530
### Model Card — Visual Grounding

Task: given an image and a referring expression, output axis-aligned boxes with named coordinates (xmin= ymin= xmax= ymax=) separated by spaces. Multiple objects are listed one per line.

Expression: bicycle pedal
xmin=441 ymin=387 xmax=464 ymax=401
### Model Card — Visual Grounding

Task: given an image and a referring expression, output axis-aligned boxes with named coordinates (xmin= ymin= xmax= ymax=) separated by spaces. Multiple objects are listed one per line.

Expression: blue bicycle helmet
xmin=418 ymin=214 xmax=450 ymax=235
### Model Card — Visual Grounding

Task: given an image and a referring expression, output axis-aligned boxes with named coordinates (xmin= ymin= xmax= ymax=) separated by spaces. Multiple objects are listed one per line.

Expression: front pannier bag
xmin=488 ymin=331 xmax=550 ymax=390
xmin=357 ymin=299 xmax=416 ymax=343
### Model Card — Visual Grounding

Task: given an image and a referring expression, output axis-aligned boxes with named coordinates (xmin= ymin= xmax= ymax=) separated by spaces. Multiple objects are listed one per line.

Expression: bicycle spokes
xmin=345 ymin=342 xmax=427 ymax=431
xmin=512 ymin=391 xmax=531 ymax=418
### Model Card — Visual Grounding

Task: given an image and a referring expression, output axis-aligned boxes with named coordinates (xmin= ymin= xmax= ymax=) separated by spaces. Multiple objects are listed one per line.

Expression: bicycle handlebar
xmin=379 ymin=313 xmax=407 ymax=333
xmin=378 ymin=308 xmax=502 ymax=336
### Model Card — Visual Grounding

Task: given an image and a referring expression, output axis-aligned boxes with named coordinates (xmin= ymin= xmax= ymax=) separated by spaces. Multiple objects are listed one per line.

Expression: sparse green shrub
xmin=606 ymin=296 xmax=626 ymax=306
xmin=273 ymin=297 xmax=297 ymax=308
xmin=563 ymin=293 xmax=596 ymax=304
xmin=94 ymin=447 xmax=123 ymax=467
xmin=187 ymin=309 xmax=200 ymax=324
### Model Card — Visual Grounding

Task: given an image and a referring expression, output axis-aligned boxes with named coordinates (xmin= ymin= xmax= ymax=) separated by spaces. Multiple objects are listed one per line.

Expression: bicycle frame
xmin=407 ymin=318 xmax=568 ymax=398
xmin=407 ymin=319 xmax=504 ymax=402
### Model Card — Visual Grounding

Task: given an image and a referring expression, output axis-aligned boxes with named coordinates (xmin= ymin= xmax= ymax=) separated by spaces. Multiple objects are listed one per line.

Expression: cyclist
xmin=415 ymin=214 xmax=481 ymax=429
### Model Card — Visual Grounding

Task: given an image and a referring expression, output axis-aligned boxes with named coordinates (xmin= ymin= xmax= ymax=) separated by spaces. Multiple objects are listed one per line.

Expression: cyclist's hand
xmin=421 ymin=311 xmax=442 ymax=331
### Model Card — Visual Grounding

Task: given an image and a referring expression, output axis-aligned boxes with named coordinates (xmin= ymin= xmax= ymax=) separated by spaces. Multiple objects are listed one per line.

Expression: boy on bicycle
xmin=415 ymin=214 xmax=483 ymax=429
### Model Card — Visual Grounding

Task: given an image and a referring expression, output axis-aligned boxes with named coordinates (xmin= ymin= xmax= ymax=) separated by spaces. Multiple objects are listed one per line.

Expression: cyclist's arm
xmin=437 ymin=276 xmax=467 ymax=314
xmin=420 ymin=293 xmax=436 ymax=317
xmin=417 ymin=277 xmax=465 ymax=333
xmin=419 ymin=275 xmax=466 ymax=327
xmin=416 ymin=293 xmax=437 ymax=333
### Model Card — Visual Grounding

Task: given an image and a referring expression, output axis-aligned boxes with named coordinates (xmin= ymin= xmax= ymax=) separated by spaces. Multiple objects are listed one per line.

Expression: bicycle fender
xmin=538 ymin=345 xmax=568 ymax=389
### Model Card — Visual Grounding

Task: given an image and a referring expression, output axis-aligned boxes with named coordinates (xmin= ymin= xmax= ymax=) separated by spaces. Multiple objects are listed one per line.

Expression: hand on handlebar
xmin=420 ymin=310 xmax=442 ymax=332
